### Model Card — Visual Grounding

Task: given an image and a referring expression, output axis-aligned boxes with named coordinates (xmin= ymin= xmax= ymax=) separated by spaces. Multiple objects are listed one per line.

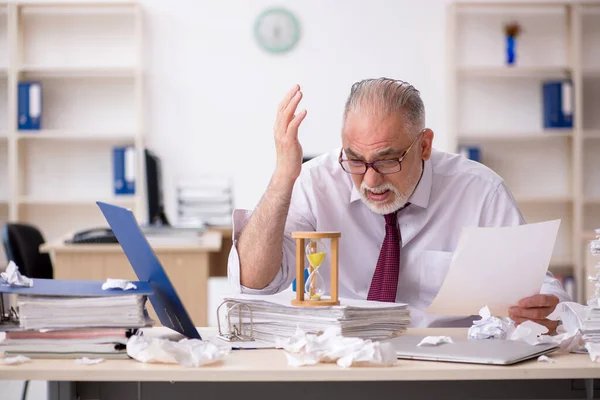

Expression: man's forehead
xmin=343 ymin=112 xmax=410 ymax=139
xmin=342 ymin=113 xmax=412 ymax=152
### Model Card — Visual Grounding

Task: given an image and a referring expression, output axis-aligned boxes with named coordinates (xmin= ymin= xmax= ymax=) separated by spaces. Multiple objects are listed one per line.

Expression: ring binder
xmin=216 ymin=301 xmax=254 ymax=342
xmin=0 ymin=294 xmax=20 ymax=327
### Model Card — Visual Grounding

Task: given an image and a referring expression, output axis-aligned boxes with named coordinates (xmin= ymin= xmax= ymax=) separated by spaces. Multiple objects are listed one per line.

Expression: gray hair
xmin=343 ymin=78 xmax=425 ymax=137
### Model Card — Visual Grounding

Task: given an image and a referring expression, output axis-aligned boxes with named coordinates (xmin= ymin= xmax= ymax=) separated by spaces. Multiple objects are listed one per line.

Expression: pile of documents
xmin=0 ymin=327 xmax=135 ymax=360
xmin=0 ymin=281 xmax=152 ymax=359
xmin=220 ymin=292 xmax=410 ymax=343
xmin=584 ymin=232 xmax=600 ymax=348
xmin=16 ymin=294 xmax=149 ymax=330
xmin=583 ymin=306 xmax=600 ymax=344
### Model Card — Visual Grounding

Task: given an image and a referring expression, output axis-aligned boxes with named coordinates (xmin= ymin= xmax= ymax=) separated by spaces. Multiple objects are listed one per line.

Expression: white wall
xmin=141 ymin=0 xmax=451 ymax=217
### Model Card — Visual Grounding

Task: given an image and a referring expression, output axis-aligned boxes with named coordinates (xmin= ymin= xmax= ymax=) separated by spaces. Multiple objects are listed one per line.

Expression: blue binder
xmin=458 ymin=145 xmax=481 ymax=163
xmin=0 ymin=278 xmax=152 ymax=297
xmin=18 ymin=81 xmax=42 ymax=130
xmin=113 ymin=146 xmax=135 ymax=195
xmin=96 ymin=201 xmax=201 ymax=340
xmin=543 ymin=80 xmax=573 ymax=129
xmin=113 ymin=147 xmax=127 ymax=195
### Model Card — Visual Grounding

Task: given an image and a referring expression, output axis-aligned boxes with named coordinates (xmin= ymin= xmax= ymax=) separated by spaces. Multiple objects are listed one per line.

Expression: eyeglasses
xmin=339 ymin=130 xmax=425 ymax=175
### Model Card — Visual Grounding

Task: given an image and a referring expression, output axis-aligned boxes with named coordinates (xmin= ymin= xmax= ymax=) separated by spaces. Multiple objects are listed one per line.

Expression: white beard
xmin=359 ymin=182 xmax=409 ymax=215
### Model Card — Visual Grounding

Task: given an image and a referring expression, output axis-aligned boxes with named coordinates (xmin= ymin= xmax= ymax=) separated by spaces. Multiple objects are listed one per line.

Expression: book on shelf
xmin=459 ymin=145 xmax=481 ymax=163
xmin=542 ymin=80 xmax=573 ymax=129
xmin=17 ymin=81 xmax=42 ymax=131
xmin=113 ymin=146 xmax=136 ymax=195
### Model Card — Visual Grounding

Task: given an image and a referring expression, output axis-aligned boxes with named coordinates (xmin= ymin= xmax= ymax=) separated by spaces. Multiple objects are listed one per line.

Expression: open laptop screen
xmin=96 ymin=201 xmax=201 ymax=340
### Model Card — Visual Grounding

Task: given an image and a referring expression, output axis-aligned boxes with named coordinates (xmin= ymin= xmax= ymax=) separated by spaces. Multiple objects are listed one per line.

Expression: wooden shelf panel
xmin=582 ymin=230 xmax=599 ymax=240
xmin=16 ymin=130 xmax=137 ymax=142
xmin=20 ymin=4 xmax=137 ymax=14
xmin=583 ymin=68 xmax=600 ymax=78
xmin=18 ymin=196 xmax=137 ymax=207
xmin=459 ymin=130 xmax=573 ymax=142
xmin=18 ymin=65 xmax=137 ymax=78
xmin=457 ymin=66 xmax=570 ymax=78
xmin=584 ymin=130 xmax=600 ymax=139
xmin=516 ymin=195 xmax=572 ymax=204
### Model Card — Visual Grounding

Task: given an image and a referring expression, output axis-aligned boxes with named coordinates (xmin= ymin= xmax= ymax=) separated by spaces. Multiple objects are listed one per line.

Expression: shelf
xmin=18 ymin=65 xmax=137 ymax=78
xmin=20 ymin=3 xmax=137 ymax=15
xmin=582 ymin=230 xmax=599 ymax=240
xmin=459 ymin=130 xmax=573 ymax=142
xmin=16 ymin=130 xmax=137 ymax=142
xmin=457 ymin=66 xmax=570 ymax=78
xmin=515 ymin=195 xmax=572 ymax=204
xmin=584 ymin=130 xmax=600 ymax=139
xmin=584 ymin=197 xmax=600 ymax=205
xmin=583 ymin=68 xmax=600 ymax=78
xmin=549 ymin=256 xmax=573 ymax=269
xmin=19 ymin=196 xmax=137 ymax=207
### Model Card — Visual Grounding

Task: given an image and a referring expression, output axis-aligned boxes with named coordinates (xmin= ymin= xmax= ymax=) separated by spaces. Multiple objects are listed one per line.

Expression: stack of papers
xmin=0 ymin=328 xmax=134 ymax=359
xmin=16 ymin=294 xmax=151 ymax=330
xmin=220 ymin=292 xmax=410 ymax=343
xmin=584 ymin=233 xmax=600 ymax=349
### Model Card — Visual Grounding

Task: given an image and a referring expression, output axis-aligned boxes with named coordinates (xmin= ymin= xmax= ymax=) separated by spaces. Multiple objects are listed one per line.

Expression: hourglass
xmin=291 ymin=231 xmax=341 ymax=307
xmin=305 ymin=238 xmax=326 ymax=300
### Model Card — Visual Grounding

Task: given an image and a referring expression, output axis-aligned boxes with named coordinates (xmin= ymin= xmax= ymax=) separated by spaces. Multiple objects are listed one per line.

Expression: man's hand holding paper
xmin=426 ymin=219 xmax=563 ymax=327
xmin=509 ymin=294 xmax=560 ymax=333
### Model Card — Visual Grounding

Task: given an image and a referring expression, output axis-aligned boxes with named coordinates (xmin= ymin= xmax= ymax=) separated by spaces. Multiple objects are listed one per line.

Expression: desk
xmin=1 ymin=328 xmax=600 ymax=400
xmin=40 ymin=231 xmax=223 ymax=327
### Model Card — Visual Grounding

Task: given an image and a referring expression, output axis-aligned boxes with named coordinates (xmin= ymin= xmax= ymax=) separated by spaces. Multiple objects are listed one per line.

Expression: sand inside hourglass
xmin=306 ymin=240 xmax=327 ymax=301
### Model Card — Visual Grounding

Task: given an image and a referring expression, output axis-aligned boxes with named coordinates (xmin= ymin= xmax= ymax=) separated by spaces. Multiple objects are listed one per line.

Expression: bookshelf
xmin=0 ymin=2 xmax=144 ymax=263
xmin=448 ymin=1 xmax=600 ymax=303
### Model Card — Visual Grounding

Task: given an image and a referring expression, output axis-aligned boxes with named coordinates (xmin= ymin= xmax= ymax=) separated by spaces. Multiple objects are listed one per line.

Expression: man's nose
xmin=363 ymin=166 xmax=383 ymax=188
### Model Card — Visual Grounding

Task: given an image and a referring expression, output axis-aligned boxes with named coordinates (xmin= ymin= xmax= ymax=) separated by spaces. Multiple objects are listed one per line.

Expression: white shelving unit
xmin=0 ymin=2 xmax=144 ymax=259
xmin=448 ymin=1 xmax=600 ymax=303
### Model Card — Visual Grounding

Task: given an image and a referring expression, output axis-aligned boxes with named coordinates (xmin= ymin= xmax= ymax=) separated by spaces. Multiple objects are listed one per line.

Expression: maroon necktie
xmin=367 ymin=211 xmax=401 ymax=302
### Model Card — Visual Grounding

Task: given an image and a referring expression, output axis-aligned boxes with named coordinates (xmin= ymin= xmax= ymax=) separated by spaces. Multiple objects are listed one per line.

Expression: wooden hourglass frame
xmin=291 ymin=231 xmax=341 ymax=307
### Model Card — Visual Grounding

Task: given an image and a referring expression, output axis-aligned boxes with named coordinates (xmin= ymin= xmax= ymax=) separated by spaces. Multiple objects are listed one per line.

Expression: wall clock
xmin=254 ymin=8 xmax=300 ymax=54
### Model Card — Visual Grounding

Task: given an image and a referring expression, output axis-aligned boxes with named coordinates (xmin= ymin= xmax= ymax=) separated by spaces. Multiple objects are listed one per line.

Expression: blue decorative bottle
xmin=506 ymin=35 xmax=516 ymax=65
xmin=504 ymin=22 xmax=521 ymax=66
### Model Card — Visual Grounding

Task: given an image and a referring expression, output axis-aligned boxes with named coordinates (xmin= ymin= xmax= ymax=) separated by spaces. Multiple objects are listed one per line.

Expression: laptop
xmin=96 ymin=201 xmax=201 ymax=340
xmin=388 ymin=335 xmax=558 ymax=365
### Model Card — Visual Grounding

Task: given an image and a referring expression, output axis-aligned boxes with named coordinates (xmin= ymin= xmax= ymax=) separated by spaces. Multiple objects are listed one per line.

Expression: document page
xmin=427 ymin=220 xmax=561 ymax=317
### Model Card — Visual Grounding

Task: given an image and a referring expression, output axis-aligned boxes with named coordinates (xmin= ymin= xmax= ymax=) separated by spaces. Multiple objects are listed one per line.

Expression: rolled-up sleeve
xmin=227 ymin=176 xmax=317 ymax=294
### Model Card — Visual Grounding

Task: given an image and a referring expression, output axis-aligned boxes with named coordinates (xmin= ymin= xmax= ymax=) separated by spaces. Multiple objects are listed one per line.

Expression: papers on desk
xmin=427 ymin=220 xmax=560 ymax=317
xmin=219 ymin=292 xmax=410 ymax=343
xmin=0 ymin=328 xmax=134 ymax=359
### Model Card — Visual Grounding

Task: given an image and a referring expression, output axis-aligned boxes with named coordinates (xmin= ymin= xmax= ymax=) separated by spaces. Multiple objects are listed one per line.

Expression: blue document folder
xmin=0 ymin=278 xmax=152 ymax=297
xmin=96 ymin=201 xmax=201 ymax=340
xmin=18 ymin=81 xmax=42 ymax=130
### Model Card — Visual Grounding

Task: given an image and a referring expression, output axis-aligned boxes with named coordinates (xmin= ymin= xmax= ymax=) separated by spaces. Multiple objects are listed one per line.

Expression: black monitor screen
xmin=145 ymin=149 xmax=170 ymax=226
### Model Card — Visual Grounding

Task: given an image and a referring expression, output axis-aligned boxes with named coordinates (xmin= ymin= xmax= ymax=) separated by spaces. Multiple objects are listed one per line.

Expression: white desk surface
xmin=0 ymin=328 xmax=599 ymax=382
xmin=40 ymin=231 xmax=222 ymax=253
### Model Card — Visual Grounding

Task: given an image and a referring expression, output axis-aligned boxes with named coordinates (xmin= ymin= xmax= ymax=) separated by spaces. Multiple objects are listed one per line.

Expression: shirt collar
xmin=348 ymin=157 xmax=432 ymax=209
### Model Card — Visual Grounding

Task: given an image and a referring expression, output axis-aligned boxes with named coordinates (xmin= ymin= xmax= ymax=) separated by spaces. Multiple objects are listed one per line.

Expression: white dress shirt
xmin=227 ymin=148 xmax=571 ymax=327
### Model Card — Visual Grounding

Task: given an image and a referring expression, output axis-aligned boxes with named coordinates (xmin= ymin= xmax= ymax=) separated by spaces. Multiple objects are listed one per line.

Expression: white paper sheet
xmin=427 ymin=220 xmax=560 ymax=317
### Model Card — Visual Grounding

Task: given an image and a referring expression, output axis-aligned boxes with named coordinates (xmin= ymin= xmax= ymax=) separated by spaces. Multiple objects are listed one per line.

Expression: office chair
xmin=1 ymin=223 xmax=53 ymax=279
xmin=1 ymin=224 xmax=51 ymax=400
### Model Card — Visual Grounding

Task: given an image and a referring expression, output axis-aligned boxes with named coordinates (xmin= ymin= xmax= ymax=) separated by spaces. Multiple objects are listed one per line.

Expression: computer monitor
xmin=144 ymin=149 xmax=170 ymax=227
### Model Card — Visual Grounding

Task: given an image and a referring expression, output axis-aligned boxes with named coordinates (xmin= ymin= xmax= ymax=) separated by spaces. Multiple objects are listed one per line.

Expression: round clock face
xmin=254 ymin=8 xmax=300 ymax=54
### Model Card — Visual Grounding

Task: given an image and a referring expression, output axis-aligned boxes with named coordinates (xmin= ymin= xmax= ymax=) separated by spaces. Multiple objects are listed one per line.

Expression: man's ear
xmin=421 ymin=129 xmax=434 ymax=160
